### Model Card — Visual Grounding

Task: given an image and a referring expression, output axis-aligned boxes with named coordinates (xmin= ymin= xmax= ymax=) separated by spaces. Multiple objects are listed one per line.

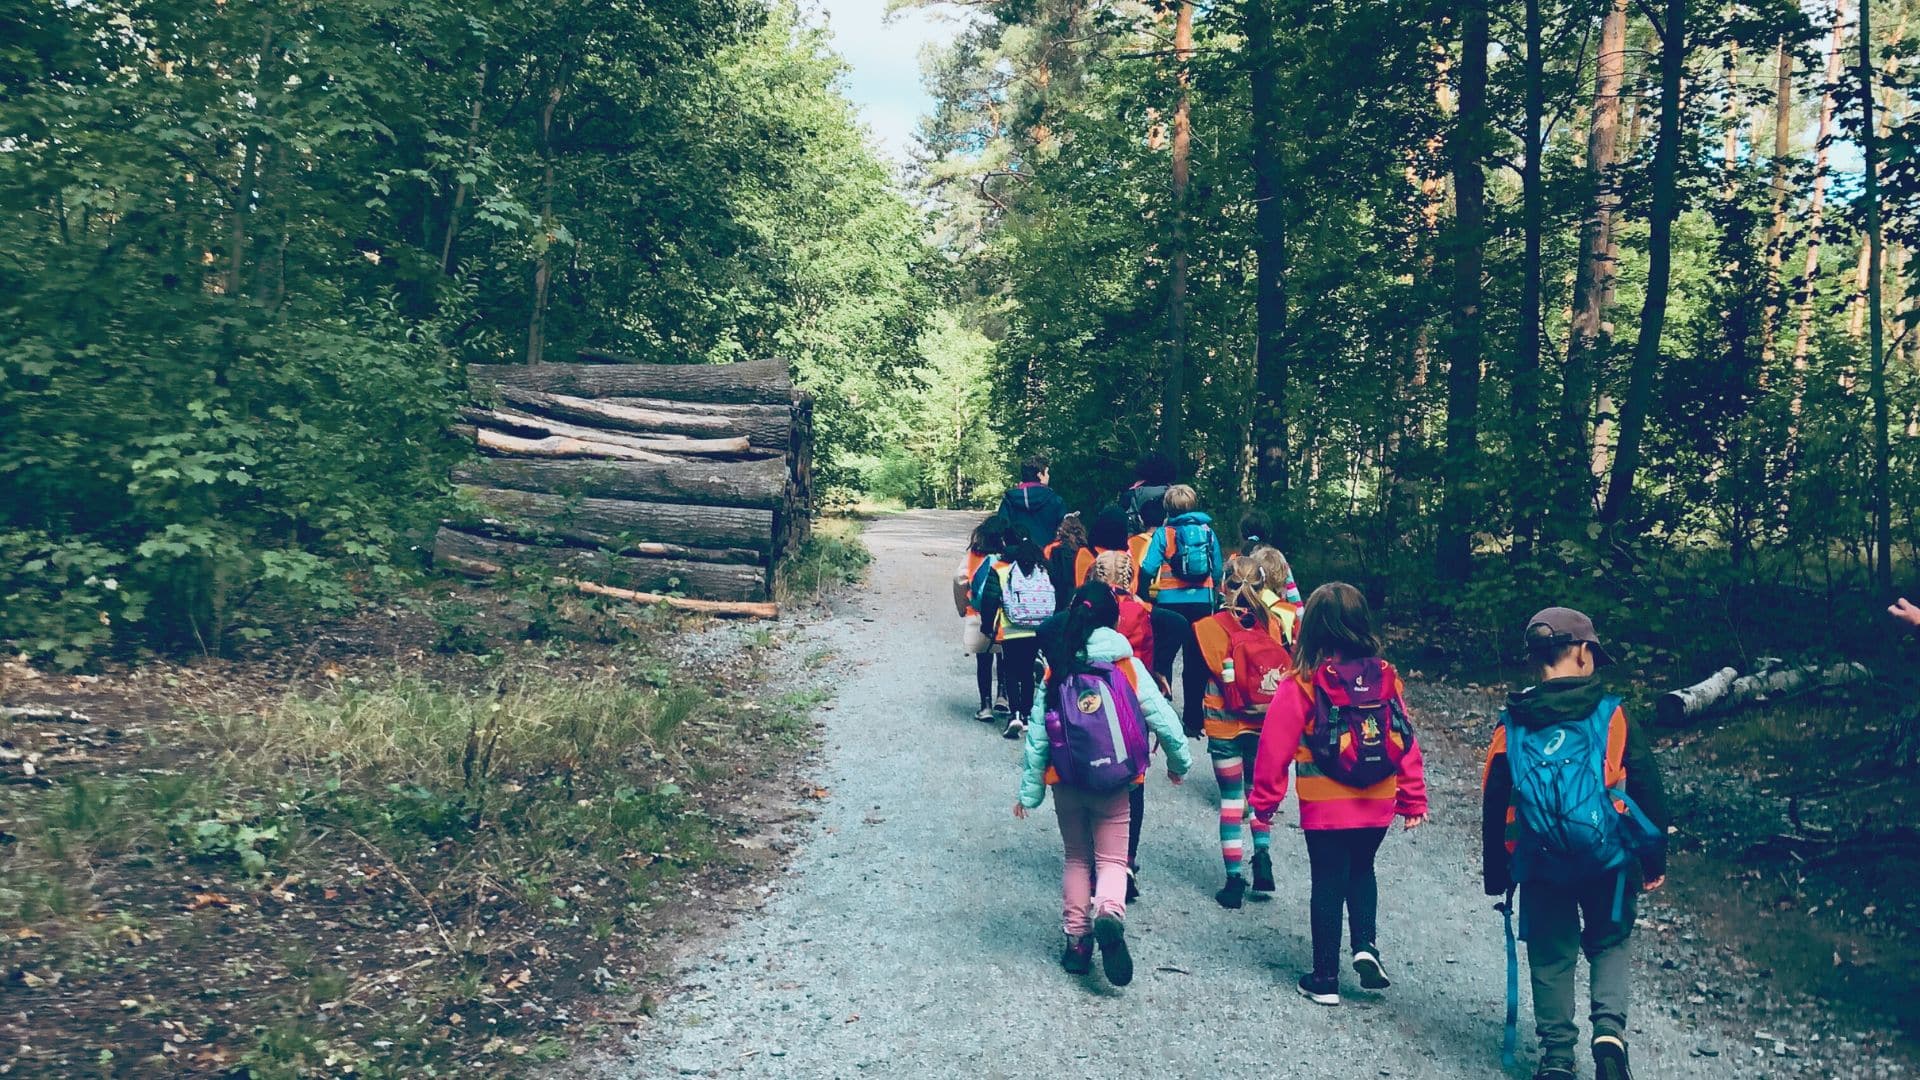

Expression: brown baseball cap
xmin=1524 ymin=606 xmax=1614 ymax=667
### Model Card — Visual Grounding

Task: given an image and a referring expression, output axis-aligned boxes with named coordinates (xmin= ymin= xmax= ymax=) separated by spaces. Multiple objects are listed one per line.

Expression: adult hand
xmin=1644 ymin=875 xmax=1666 ymax=891
xmin=1402 ymin=814 xmax=1428 ymax=831
xmin=1891 ymin=598 xmax=1920 ymax=628
xmin=1013 ymin=802 xmax=1028 ymax=820
xmin=1167 ymin=769 xmax=1185 ymax=786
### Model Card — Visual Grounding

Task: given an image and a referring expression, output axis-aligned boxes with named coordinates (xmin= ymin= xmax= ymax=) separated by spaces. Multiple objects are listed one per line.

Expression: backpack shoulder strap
xmin=1600 ymin=696 xmax=1628 ymax=785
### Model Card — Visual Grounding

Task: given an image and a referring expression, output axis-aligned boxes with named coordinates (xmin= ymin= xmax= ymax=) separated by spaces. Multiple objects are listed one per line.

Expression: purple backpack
xmin=1044 ymin=662 xmax=1151 ymax=793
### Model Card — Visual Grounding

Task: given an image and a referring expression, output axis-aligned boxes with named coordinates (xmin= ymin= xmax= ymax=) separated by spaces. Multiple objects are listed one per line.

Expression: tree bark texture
xmin=1656 ymin=661 xmax=1872 ymax=725
xmin=436 ymin=553 xmax=777 ymax=619
xmin=1512 ymin=0 xmax=1546 ymax=553
xmin=1757 ymin=39 xmax=1794 ymax=372
xmin=453 ymin=456 xmax=789 ymax=510
xmin=1787 ymin=0 xmax=1854 ymax=414
xmin=1439 ymin=0 xmax=1490 ymax=580
xmin=458 ymin=407 xmax=756 ymax=457
xmin=457 ymin=487 xmax=775 ymax=554
xmin=1247 ymin=0 xmax=1291 ymax=502
xmin=475 ymin=357 xmax=792 ymax=405
xmin=491 ymin=386 xmax=793 ymax=450
xmin=1160 ymin=0 xmax=1196 ymax=461
xmin=433 ymin=528 xmax=769 ymax=602
xmin=1860 ymin=0 xmax=1890 ymax=589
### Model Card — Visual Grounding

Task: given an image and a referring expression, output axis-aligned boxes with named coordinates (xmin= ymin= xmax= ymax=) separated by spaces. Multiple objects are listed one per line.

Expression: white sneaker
xmin=1002 ymin=716 xmax=1027 ymax=740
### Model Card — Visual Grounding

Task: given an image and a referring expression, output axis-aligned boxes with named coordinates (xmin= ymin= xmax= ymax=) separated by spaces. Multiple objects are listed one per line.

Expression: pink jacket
xmin=1248 ymin=672 xmax=1428 ymax=831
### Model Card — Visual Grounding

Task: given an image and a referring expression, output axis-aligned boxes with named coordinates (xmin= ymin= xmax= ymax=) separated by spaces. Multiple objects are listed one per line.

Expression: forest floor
xmin=583 ymin=509 xmax=1918 ymax=1080
xmin=0 ymin=564 xmax=850 ymax=1077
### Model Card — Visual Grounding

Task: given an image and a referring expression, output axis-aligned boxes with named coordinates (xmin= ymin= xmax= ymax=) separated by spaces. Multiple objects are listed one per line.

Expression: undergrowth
xmin=777 ymin=516 xmax=870 ymax=601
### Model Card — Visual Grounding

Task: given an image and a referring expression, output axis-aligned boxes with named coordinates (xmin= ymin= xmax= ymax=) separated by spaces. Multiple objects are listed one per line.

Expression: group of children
xmin=952 ymin=454 xmax=1671 ymax=1080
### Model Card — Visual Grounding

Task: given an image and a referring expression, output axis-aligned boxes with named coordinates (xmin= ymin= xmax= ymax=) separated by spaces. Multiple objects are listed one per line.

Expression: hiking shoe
xmin=1061 ymin=935 xmax=1094 ymax=975
xmin=974 ymin=706 xmax=995 ymax=723
xmin=1092 ymin=913 xmax=1133 ymax=986
xmin=1125 ymin=867 xmax=1140 ymax=904
xmin=1531 ymin=1069 xmax=1576 ymax=1080
xmin=1594 ymin=1035 xmax=1634 ymax=1080
xmin=1002 ymin=716 xmax=1026 ymax=740
xmin=1295 ymin=973 xmax=1340 ymax=1006
xmin=1251 ymin=850 xmax=1275 ymax=893
xmin=1352 ymin=948 xmax=1391 ymax=990
xmin=1216 ymin=874 xmax=1247 ymax=909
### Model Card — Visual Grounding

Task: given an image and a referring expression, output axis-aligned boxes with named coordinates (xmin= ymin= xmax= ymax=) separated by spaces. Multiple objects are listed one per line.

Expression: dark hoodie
xmin=997 ymin=482 xmax=1067 ymax=547
xmin=1480 ymin=675 xmax=1670 ymax=896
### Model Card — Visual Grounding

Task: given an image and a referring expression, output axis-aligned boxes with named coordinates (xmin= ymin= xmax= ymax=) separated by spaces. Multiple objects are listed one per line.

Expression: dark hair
xmin=1238 ymin=510 xmax=1272 ymax=548
xmin=1053 ymin=512 xmax=1087 ymax=551
xmin=1007 ymin=536 xmax=1045 ymax=574
xmin=1042 ymin=583 xmax=1122 ymax=693
xmin=1021 ymin=455 xmax=1050 ymax=483
xmin=1134 ymin=453 xmax=1176 ymax=486
xmin=1292 ymin=582 xmax=1381 ymax=676
xmin=970 ymin=514 xmax=1008 ymax=556
xmin=1089 ymin=506 xmax=1130 ymax=551
xmin=1525 ymin=623 xmax=1583 ymax=671
xmin=1139 ymin=498 xmax=1167 ymax=529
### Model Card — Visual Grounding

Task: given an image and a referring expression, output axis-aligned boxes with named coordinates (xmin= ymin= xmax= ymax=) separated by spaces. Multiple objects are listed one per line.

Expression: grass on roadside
xmin=777 ymin=516 xmax=870 ymax=602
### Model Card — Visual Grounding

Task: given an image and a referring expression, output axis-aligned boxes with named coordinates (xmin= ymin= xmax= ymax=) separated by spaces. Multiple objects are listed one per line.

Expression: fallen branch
xmin=437 ymin=553 xmax=778 ymax=619
xmin=1654 ymin=661 xmax=1872 ymax=727
xmin=0 ymin=705 xmax=92 ymax=724
xmin=1656 ymin=666 xmax=1738 ymax=726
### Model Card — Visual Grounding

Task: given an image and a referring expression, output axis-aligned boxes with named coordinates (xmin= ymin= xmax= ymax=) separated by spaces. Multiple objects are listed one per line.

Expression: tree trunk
xmin=1512 ymin=0 xmax=1546 ymax=555
xmin=525 ymin=84 xmax=563 ymax=365
xmin=432 ymin=528 xmax=769 ymax=602
xmin=1160 ymin=0 xmax=1196 ymax=460
xmin=452 ymin=456 xmax=789 ymax=510
xmin=1247 ymin=0 xmax=1290 ymax=502
xmin=470 ymin=358 xmax=792 ymax=404
xmin=458 ymin=407 xmax=757 ymax=457
xmin=490 ymin=386 xmax=792 ymax=449
xmin=439 ymin=61 xmax=488 ymax=276
xmin=1655 ymin=666 xmax=1739 ymax=725
xmin=454 ymin=488 xmax=772 ymax=558
xmin=1656 ymin=661 xmax=1873 ymax=725
xmin=1561 ymin=0 xmax=1628 ymax=517
xmin=1859 ymin=0 xmax=1890 ymax=590
xmin=1757 ymin=39 xmax=1794 ymax=374
xmin=1600 ymin=0 xmax=1687 ymax=524
xmin=1786 ymin=0 xmax=1853 ymax=418
xmin=1438 ymin=0 xmax=1490 ymax=580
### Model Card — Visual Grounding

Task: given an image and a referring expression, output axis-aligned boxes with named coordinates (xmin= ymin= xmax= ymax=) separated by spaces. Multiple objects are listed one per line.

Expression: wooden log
xmin=460 ymin=487 xmax=773 ymax=552
xmin=472 ymin=427 xmax=686 ymax=464
xmin=457 ymin=517 xmax=765 ymax=565
xmin=458 ymin=407 xmax=755 ymax=457
xmin=469 ymin=357 xmax=790 ymax=405
xmin=453 ymin=457 xmax=787 ymax=510
xmin=1655 ymin=660 xmax=1873 ymax=726
xmin=601 ymin=395 xmax=784 ymax=418
xmin=437 ymin=553 xmax=778 ymax=619
xmin=433 ymin=528 xmax=769 ymax=602
xmin=493 ymin=387 xmax=792 ymax=450
xmin=1655 ymin=666 xmax=1739 ymax=726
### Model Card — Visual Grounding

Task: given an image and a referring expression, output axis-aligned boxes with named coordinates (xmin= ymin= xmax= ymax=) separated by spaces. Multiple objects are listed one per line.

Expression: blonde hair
xmin=1248 ymin=545 xmax=1292 ymax=588
xmin=1090 ymin=550 xmax=1135 ymax=592
xmin=1163 ymin=484 xmax=1199 ymax=514
xmin=1220 ymin=576 xmax=1271 ymax=631
xmin=1220 ymin=554 xmax=1266 ymax=594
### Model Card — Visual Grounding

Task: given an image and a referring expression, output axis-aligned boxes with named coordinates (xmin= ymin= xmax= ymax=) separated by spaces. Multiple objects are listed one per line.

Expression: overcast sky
xmin=812 ymin=0 xmax=965 ymax=164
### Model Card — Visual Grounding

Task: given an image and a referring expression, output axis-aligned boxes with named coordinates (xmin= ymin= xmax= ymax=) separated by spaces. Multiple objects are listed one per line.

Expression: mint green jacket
xmin=1019 ymin=628 xmax=1195 ymax=808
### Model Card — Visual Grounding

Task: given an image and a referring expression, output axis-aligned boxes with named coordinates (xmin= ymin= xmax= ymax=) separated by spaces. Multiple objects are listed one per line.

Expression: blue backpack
xmin=1164 ymin=522 xmax=1214 ymax=583
xmin=1503 ymin=696 xmax=1661 ymax=890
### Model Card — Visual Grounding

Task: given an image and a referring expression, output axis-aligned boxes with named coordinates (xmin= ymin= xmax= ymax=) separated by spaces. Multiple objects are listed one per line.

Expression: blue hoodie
xmin=1138 ymin=511 xmax=1223 ymax=607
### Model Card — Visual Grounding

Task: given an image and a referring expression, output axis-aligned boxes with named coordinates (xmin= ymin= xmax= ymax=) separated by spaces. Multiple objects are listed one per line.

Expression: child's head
xmin=1220 ymin=575 xmax=1271 ymax=633
xmin=1139 ymin=497 xmax=1168 ymax=531
xmin=1007 ymin=536 xmax=1045 ymax=573
xmin=1044 ymin=582 xmax=1122 ymax=683
xmin=1221 ymin=554 xmax=1266 ymax=596
xmin=1134 ymin=452 xmax=1177 ymax=486
xmin=1054 ymin=512 xmax=1087 ymax=551
xmin=970 ymin=514 xmax=1009 ymax=555
xmin=1089 ymin=506 xmax=1131 ymax=551
xmin=1163 ymin=484 xmax=1199 ymax=515
xmin=1248 ymin=544 xmax=1292 ymax=589
xmin=1293 ymin=582 xmax=1380 ymax=675
xmin=1238 ymin=509 xmax=1272 ymax=549
xmin=1089 ymin=550 xmax=1135 ymax=594
xmin=1021 ymin=455 xmax=1051 ymax=484
xmin=1524 ymin=607 xmax=1613 ymax=678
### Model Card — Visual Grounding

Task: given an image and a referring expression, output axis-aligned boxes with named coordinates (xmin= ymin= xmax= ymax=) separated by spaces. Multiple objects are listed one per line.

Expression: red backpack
xmin=1304 ymin=657 xmax=1414 ymax=788
xmin=1216 ymin=614 xmax=1293 ymax=720
xmin=1114 ymin=593 xmax=1155 ymax=663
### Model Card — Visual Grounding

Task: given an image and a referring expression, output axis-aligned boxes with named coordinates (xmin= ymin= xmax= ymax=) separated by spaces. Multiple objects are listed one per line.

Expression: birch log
xmin=1655 ymin=661 xmax=1873 ymax=726
xmin=1655 ymin=666 xmax=1739 ymax=726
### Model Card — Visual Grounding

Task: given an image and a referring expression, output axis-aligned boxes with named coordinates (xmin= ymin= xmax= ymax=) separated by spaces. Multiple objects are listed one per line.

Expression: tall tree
xmin=1757 ymin=39 xmax=1794 ymax=371
xmin=1248 ymin=0 xmax=1291 ymax=502
xmin=1439 ymin=0 xmax=1489 ymax=578
xmin=1600 ymin=0 xmax=1687 ymax=523
xmin=1160 ymin=0 xmax=1197 ymax=458
xmin=1860 ymin=0 xmax=1890 ymax=588
xmin=1511 ymin=0 xmax=1546 ymax=554
xmin=1786 ymin=0 xmax=1854 ymax=414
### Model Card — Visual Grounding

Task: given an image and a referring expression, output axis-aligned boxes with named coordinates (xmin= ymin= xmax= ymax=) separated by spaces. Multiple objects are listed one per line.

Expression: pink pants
xmin=1052 ymin=785 xmax=1133 ymax=937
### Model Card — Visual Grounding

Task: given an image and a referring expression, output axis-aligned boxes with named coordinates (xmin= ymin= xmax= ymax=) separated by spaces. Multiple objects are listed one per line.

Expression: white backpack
xmin=1003 ymin=565 xmax=1056 ymax=629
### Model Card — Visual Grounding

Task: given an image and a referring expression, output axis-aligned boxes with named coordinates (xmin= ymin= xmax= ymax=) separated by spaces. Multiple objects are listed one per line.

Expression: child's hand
xmin=1402 ymin=814 xmax=1428 ymax=831
xmin=1891 ymin=598 xmax=1920 ymax=628
xmin=1166 ymin=769 xmax=1184 ymax=786
xmin=1644 ymin=875 xmax=1666 ymax=891
xmin=1013 ymin=802 xmax=1028 ymax=820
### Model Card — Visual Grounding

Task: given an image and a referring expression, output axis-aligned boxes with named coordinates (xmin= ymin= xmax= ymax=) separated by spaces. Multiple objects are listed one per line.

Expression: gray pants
xmin=1521 ymin=871 xmax=1637 ymax=1069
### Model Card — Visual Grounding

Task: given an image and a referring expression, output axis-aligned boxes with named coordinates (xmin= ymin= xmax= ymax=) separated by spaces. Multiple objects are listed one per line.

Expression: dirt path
xmin=604 ymin=510 xmax=1737 ymax=1078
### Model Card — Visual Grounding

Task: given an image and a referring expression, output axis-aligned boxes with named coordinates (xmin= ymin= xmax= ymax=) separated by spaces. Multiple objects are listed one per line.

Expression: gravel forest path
xmin=608 ymin=510 xmax=1735 ymax=1079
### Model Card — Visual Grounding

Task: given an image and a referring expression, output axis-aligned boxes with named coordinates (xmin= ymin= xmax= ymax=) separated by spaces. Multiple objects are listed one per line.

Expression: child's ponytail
xmin=1041 ymin=583 xmax=1121 ymax=695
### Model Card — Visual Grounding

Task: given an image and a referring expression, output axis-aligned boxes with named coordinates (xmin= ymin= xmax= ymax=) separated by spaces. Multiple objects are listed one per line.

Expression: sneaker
xmin=1352 ymin=948 xmax=1391 ymax=990
xmin=1531 ymin=1069 xmax=1576 ymax=1080
xmin=992 ymin=696 xmax=1011 ymax=719
xmin=1060 ymin=935 xmax=1094 ymax=975
xmin=1125 ymin=867 xmax=1141 ymax=903
xmin=974 ymin=706 xmax=995 ymax=723
xmin=1092 ymin=912 xmax=1133 ymax=986
xmin=1593 ymin=1035 xmax=1634 ymax=1080
xmin=1002 ymin=716 xmax=1026 ymax=740
xmin=1215 ymin=874 xmax=1247 ymax=909
xmin=1295 ymin=973 xmax=1340 ymax=1006
xmin=1251 ymin=850 xmax=1275 ymax=893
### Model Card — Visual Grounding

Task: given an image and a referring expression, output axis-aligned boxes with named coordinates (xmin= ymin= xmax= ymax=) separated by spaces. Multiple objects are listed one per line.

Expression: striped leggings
xmin=1209 ymin=732 xmax=1272 ymax=877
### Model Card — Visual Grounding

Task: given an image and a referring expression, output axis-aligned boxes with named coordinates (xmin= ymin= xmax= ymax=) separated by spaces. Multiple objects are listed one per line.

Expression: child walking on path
xmin=1137 ymin=485 xmax=1224 ymax=734
xmin=976 ymin=537 xmax=1054 ymax=740
xmin=1250 ymin=582 xmax=1427 ymax=1006
xmin=1481 ymin=608 xmax=1669 ymax=1080
xmin=955 ymin=515 xmax=1010 ymax=723
xmin=1016 ymin=584 xmax=1193 ymax=985
xmin=1191 ymin=573 xmax=1294 ymax=908
xmin=1088 ymin=550 xmax=1159 ymax=899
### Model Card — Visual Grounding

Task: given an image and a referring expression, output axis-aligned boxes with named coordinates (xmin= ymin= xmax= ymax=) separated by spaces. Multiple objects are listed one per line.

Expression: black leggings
xmin=1128 ymin=783 xmax=1144 ymax=870
xmin=1001 ymin=637 xmax=1041 ymax=720
xmin=1304 ymin=827 xmax=1389 ymax=978
xmin=1156 ymin=600 xmax=1215 ymax=732
xmin=974 ymin=651 xmax=997 ymax=709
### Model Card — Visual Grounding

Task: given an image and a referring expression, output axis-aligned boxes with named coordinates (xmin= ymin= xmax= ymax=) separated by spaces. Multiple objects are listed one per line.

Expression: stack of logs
xmin=431 ymin=354 xmax=811 ymax=617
